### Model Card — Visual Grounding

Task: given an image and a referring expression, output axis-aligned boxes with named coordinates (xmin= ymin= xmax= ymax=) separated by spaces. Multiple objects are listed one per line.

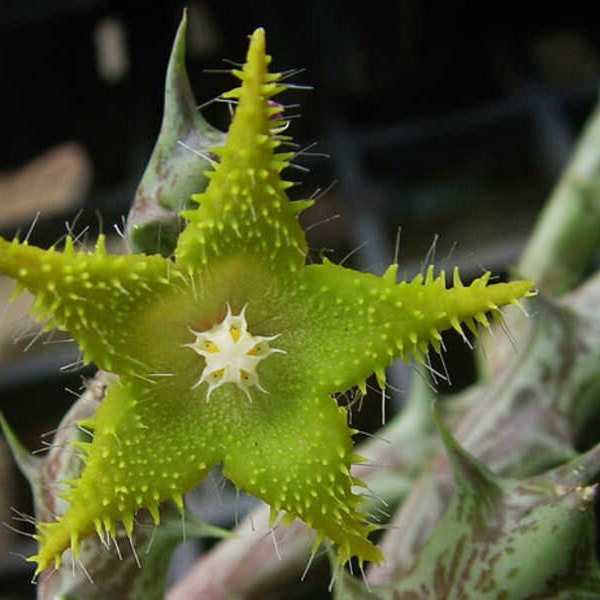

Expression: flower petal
xmin=0 ymin=235 xmax=176 ymax=374
xmin=292 ymin=260 xmax=534 ymax=392
xmin=31 ymin=376 xmax=218 ymax=572
xmin=175 ymin=28 xmax=309 ymax=276
xmin=219 ymin=382 xmax=384 ymax=565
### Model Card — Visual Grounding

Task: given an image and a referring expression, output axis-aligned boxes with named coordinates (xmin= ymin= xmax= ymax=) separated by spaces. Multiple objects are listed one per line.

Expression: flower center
xmin=184 ymin=305 xmax=283 ymax=400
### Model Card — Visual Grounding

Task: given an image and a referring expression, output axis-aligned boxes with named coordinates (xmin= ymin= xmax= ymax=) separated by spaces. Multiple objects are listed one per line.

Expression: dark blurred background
xmin=2 ymin=2 xmax=599 ymax=263
xmin=1 ymin=2 xmax=600 ymax=598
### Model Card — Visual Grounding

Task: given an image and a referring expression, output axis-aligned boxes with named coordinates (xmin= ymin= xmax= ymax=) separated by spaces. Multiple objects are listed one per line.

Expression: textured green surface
xmin=334 ymin=411 xmax=600 ymax=599
xmin=0 ymin=28 xmax=533 ymax=573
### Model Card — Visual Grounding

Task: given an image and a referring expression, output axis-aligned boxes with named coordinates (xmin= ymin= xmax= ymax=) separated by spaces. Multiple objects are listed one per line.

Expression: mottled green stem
xmin=126 ymin=11 xmax=224 ymax=256
xmin=369 ymin=271 xmax=600 ymax=584
xmin=341 ymin=419 xmax=600 ymax=599
xmin=518 ymin=99 xmax=600 ymax=295
xmin=482 ymin=99 xmax=600 ymax=376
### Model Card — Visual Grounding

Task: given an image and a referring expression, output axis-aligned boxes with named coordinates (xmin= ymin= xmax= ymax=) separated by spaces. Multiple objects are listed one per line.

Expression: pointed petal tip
xmin=245 ymin=28 xmax=269 ymax=69
xmin=250 ymin=27 xmax=266 ymax=47
xmin=524 ymin=282 xmax=538 ymax=298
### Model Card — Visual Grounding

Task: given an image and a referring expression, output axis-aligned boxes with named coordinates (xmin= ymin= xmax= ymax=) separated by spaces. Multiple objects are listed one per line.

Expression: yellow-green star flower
xmin=0 ymin=28 xmax=533 ymax=573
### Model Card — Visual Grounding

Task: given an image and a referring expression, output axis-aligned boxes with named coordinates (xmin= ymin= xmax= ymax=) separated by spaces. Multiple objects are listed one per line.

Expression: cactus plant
xmin=1 ymin=13 xmax=599 ymax=600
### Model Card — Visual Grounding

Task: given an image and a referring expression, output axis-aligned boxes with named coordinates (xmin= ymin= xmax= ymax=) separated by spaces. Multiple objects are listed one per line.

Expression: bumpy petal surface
xmin=0 ymin=25 xmax=535 ymax=575
xmin=292 ymin=262 xmax=534 ymax=392
xmin=31 ymin=377 xmax=216 ymax=570
xmin=219 ymin=377 xmax=382 ymax=565
xmin=175 ymin=28 xmax=309 ymax=277
xmin=0 ymin=236 xmax=174 ymax=375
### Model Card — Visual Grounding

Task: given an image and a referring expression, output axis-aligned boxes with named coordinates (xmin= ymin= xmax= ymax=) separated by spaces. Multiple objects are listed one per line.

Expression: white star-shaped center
xmin=183 ymin=305 xmax=283 ymax=400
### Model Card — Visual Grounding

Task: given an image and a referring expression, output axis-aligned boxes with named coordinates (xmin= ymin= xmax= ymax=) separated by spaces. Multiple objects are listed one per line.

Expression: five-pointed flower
xmin=0 ymin=28 xmax=534 ymax=572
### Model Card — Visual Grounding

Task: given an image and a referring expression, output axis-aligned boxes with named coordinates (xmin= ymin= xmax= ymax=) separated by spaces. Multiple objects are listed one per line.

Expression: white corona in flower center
xmin=184 ymin=305 xmax=283 ymax=401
